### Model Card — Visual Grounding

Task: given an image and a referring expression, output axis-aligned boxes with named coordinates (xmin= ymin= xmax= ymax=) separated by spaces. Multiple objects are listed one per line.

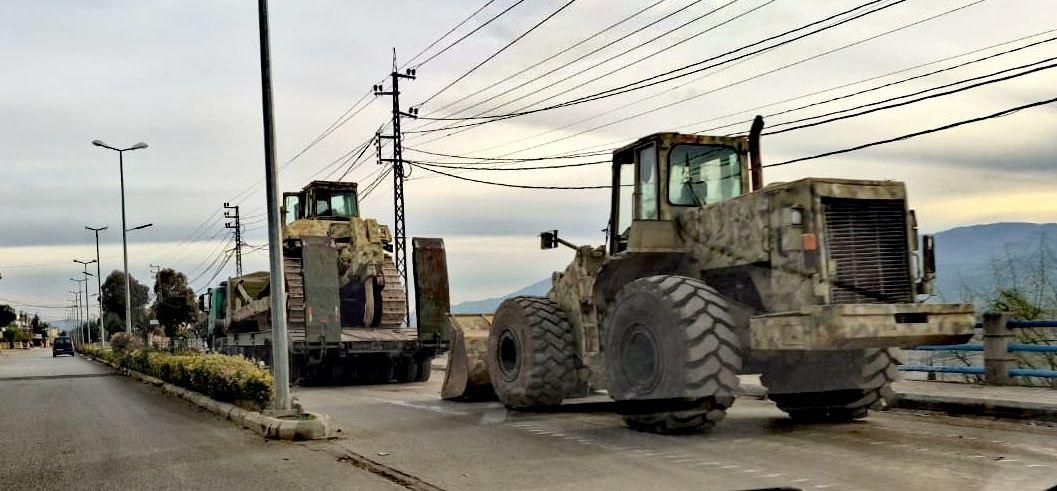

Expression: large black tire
xmin=488 ymin=297 xmax=577 ymax=409
xmin=604 ymin=275 xmax=741 ymax=434
xmin=415 ymin=358 xmax=432 ymax=382
xmin=762 ymin=348 xmax=898 ymax=422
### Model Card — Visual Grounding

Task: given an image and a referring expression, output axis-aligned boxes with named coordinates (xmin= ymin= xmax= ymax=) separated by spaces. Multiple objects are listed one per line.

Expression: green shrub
xmin=78 ymin=345 xmax=273 ymax=409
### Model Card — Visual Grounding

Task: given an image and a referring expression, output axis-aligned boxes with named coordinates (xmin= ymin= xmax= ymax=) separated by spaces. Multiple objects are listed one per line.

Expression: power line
xmin=410 ymin=162 xmax=611 ymax=189
xmin=412 ymin=0 xmax=710 ymax=121
xmin=427 ymin=0 xmax=989 ymax=160
xmin=416 ymin=0 xmax=580 ymax=108
xmin=415 ymin=0 xmax=901 ymax=129
xmin=693 ymin=30 xmax=1057 ymax=134
xmin=413 ymin=0 xmax=530 ymax=71
xmin=406 ymin=0 xmax=501 ymax=67
xmin=765 ymin=95 xmax=1057 ymax=168
xmin=422 ymin=0 xmax=670 ymax=118
xmin=417 ymin=0 xmax=764 ymax=131
xmin=405 ymin=146 xmax=609 ymax=161
xmin=762 ymin=59 xmax=1057 ymax=136
xmin=408 ymin=159 xmax=608 ymax=171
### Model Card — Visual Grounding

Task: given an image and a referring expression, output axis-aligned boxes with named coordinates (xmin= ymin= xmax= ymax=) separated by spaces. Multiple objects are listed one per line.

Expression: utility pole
xmin=74 ymin=259 xmax=97 ymax=344
xmin=257 ymin=0 xmax=290 ymax=411
xmin=86 ymin=226 xmax=108 ymax=345
xmin=67 ymin=291 xmax=80 ymax=346
xmin=373 ymin=51 xmax=417 ymax=325
xmin=68 ymin=283 xmax=84 ymax=346
xmin=224 ymin=203 xmax=243 ymax=277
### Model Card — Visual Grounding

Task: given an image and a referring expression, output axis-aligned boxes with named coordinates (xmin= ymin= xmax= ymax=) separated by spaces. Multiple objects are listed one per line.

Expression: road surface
xmin=0 ymin=349 xmax=399 ymax=490
xmin=295 ymin=367 xmax=1057 ymax=491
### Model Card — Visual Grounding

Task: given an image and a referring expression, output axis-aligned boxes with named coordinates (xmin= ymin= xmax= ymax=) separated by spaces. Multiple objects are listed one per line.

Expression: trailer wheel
xmin=762 ymin=348 xmax=898 ymax=422
xmin=605 ymin=275 xmax=741 ymax=434
xmin=415 ymin=358 xmax=432 ymax=382
xmin=488 ymin=297 xmax=577 ymax=409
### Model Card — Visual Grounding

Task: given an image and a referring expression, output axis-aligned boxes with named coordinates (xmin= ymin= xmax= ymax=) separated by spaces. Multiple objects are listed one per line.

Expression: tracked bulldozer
xmin=441 ymin=120 xmax=975 ymax=433
xmin=202 ymin=180 xmax=446 ymax=384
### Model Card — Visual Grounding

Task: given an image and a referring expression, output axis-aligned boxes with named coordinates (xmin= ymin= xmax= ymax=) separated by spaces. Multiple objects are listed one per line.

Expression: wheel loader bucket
xmin=441 ymin=313 xmax=495 ymax=400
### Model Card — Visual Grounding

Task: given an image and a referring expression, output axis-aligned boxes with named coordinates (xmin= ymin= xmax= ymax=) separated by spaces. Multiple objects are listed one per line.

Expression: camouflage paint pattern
xmin=548 ymin=245 xmax=606 ymax=389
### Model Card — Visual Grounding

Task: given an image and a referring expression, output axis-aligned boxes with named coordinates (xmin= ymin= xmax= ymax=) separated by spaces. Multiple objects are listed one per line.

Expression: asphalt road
xmin=295 ymin=368 xmax=1057 ymax=491
xmin=0 ymin=349 xmax=400 ymax=490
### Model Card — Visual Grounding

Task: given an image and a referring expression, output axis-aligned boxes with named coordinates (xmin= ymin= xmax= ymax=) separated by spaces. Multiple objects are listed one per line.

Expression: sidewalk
xmin=891 ymin=380 xmax=1057 ymax=422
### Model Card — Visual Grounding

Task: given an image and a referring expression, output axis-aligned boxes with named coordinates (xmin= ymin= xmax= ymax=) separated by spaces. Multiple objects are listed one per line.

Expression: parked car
xmin=52 ymin=336 xmax=74 ymax=357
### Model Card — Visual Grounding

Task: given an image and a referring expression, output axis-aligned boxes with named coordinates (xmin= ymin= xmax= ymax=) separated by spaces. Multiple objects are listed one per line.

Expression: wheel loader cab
xmin=608 ymin=133 xmax=751 ymax=254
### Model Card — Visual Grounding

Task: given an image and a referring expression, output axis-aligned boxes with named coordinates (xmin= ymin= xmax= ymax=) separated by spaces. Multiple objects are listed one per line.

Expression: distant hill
xmin=933 ymin=222 xmax=1057 ymax=302
xmin=450 ymin=222 xmax=1057 ymax=312
xmin=451 ymin=278 xmax=551 ymax=313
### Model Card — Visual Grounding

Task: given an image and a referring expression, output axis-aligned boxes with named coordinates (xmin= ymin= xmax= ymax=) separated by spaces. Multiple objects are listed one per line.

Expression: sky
xmin=1 ymin=0 xmax=1056 ymax=321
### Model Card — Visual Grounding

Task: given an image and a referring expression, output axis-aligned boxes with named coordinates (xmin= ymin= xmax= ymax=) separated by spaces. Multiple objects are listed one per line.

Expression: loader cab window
xmin=314 ymin=191 xmax=358 ymax=218
xmin=637 ymin=144 xmax=658 ymax=220
xmin=668 ymin=144 xmax=741 ymax=206
xmin=283 ymin=194 xmax=302 ymax=225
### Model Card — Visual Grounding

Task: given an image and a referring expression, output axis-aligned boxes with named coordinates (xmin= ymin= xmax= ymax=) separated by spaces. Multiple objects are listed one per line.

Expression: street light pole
xmin=86 ymin=226 xmax=108 ymax=345
xmin=92 ymin=140 xmax=147 ymax=339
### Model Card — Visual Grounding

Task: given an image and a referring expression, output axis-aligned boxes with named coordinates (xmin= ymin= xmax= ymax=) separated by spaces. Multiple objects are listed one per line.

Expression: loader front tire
xmin=605 ymin=275 xmax=741 ymax=434
xmin=762 ymin=348 xmax=898 ymax=422
xmin=488 ymin=297 xmax=577 ymax=409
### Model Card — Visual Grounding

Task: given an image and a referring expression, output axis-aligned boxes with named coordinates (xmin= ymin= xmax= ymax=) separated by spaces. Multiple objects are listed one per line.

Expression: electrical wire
xmin=762 ymin=59 xmax=1057 ymax=136
xmin=422 ymin=0 xmax=669 ymax=117
xmin=410 ymin=162 xmax=611 ymax=189
xmin=416 ymin=0 xmax=581 ymax=108
xmin=413 ymin=0 xmax=530 ymax=70
xmin=765 ymin=95 xmax=1057 ymax=168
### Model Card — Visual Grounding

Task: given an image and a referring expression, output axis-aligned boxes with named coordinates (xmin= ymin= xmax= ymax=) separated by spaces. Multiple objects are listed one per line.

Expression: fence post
xmin=983 ymin=312 xmax=1013 ymax=385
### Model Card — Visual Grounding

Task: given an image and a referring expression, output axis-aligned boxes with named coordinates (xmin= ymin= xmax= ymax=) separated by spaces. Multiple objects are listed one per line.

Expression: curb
xmin=891 ymin=392 xmax=1057 ymax=423
xmin=80 ymin=353 xmax=330 ymax=440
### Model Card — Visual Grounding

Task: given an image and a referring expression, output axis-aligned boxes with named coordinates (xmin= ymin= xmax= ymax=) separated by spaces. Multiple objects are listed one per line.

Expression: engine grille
xmin=823 ymin=197 xmax=913 ymax=304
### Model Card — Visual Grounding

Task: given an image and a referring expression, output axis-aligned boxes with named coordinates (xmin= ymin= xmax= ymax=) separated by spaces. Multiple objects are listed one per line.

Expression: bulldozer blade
xmin=441 ymin=313 xmax=495 ymax=400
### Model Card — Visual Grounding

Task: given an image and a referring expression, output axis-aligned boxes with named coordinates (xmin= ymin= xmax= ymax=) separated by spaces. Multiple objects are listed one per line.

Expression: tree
xmin=0 ymin=304 xmax=15 ymax=328
xmin=100 ymin=270 xmax=150 ymax=334
xmin=152 ymin=268 xmax=198 ymax=338
xmin=30 ymin=314 xmax=49 ymax=335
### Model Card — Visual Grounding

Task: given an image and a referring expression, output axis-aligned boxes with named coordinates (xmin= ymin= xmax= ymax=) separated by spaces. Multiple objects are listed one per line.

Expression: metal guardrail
xmin=900 ymin=313 xmax=1057 ymax=384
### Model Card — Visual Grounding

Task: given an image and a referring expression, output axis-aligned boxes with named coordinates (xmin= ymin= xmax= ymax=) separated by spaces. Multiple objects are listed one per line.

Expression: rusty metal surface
xmin=749 ymin=303 xmax=976 ymax=350
xmin=301 ymin=236 xmax=343 ymax=344
xmin=339 ymin=328 xmax=418 ymax=342
xmin=441 ymin=314 xmax=494 ymax=400
xmin=412 ymin=237 xmax=451 ymax=343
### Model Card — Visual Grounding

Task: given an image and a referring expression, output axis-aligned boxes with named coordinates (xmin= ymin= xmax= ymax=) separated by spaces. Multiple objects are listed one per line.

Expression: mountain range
xmin=451 ymin=222 xmax=1057 ymax=313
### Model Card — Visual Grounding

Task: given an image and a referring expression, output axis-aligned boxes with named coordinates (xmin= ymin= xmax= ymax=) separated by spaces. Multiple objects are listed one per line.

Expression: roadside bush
xmin=78 ymin=345 xmax=273 ymax=409
xmin=109 ymin=332 xmax=144 ymax=352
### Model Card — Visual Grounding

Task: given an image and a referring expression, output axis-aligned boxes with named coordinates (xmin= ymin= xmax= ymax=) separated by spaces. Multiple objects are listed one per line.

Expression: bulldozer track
xmin=379 ymin=255 xmax=407 ymax=328
xmin=285 ymin=256 xmax=307 ymax=338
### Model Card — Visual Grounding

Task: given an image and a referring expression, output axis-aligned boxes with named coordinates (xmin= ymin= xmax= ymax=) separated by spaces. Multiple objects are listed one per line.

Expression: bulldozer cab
xmin=283 ymin=180 xmax=359 ymax=225
xmin=608 ymin=133 xmax=752 ymax=254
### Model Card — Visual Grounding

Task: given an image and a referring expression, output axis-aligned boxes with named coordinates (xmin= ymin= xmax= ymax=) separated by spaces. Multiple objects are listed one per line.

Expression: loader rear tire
xmin=762 ymin=348 xmax=898 ymax=422
xmin=488 ymin=297 xmax=577 ymax=409
xmin=605 ymin=276 xmax=741 ymax=434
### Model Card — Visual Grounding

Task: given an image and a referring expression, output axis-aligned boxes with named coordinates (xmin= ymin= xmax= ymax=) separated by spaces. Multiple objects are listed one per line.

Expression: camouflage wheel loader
xmin=442 ymin=120 xmax=975 ymax=433
xmin=202 ymin=180 xmax=445 ymax=384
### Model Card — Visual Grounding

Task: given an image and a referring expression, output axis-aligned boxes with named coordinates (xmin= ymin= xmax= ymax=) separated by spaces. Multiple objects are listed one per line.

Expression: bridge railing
xmin=899 ymin=313 xmax=1057 ymax=385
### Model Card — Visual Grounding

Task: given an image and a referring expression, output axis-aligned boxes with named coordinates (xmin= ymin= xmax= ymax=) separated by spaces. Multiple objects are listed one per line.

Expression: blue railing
xmin=899 ymin=316 xmax=1057 ymax=382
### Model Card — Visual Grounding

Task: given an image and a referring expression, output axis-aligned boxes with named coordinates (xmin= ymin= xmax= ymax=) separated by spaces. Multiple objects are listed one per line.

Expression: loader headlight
xmin=788 ymin=208 xmax=803 ymax=226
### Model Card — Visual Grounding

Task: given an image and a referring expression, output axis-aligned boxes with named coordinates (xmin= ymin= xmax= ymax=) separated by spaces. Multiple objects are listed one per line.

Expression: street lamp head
xmin=129 ymin=142 xmax=148 ymax=151
xmin=127 ymin=223 xmax=153 ymax=232
xmin=85 ymin=225 xmax=109 ymax=232
xmin=91 ymin=139 xmax=108 ymax=148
